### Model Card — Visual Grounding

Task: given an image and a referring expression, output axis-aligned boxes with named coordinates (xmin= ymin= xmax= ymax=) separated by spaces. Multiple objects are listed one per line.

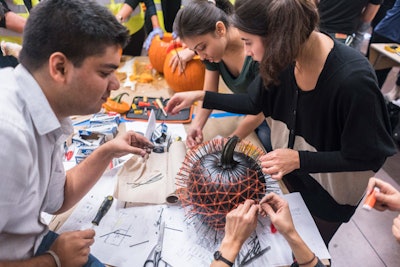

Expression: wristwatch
xmin=213 ymin=251 xmax=234 ymax=267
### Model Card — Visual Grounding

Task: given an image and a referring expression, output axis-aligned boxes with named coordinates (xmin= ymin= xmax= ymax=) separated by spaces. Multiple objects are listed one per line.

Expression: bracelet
xmin=45 ymin=250 xmax=61 ymax=267
xmin=297 ymin=253 xmax=316 ymax=266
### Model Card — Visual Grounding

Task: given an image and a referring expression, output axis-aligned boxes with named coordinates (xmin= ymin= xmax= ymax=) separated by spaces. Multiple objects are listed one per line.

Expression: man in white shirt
xmin=0 ymin=0 xmax=153 ymax=266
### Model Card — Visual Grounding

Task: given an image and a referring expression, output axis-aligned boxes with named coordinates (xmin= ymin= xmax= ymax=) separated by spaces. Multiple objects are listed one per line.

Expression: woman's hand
xmin=186 ymin=126 xmax=204 ymax=148
xmin=259 ymin=193 xmax=296 ymax=236
xmin=165 ymin=91 xmax=205 ymax=115
xmin=169 ymin=48 xmax=196 ymax=74
xmin=224 ymin=199 xmax=259 ymax=247
xmin=259 ymin=149 xmax=300 ymax=180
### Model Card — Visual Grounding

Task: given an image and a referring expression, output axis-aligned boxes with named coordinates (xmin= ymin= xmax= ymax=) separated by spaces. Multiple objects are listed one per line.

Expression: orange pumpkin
xmin=148 ymin=32 xmax=174 ymax=73
xmin=163 ymin=48 xmax=205 ymax=92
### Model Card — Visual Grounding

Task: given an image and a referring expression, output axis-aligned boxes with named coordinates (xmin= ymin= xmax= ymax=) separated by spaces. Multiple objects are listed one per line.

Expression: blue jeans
xmin=35 ymin=231 xmax=104 ymax=267
xmin=255 ymin=120 xmax=272 ymax=152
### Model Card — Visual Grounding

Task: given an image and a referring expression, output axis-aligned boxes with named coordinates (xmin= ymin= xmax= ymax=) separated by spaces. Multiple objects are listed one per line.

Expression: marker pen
xmin=363 ymin=187 xmax=380 ymax=211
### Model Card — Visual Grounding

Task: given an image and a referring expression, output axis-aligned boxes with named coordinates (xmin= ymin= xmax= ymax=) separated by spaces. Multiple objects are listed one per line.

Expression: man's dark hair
xmin=19 ymin=0 xmax=130 ymax=71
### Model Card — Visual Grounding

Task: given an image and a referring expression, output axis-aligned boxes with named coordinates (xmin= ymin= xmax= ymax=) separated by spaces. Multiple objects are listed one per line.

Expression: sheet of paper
xmin=255 ymin=192 xmax=331 ymax=265
xmin=285 ymin=192 xmax=331 ymax=260
xmin=144 ymin=109 xmax=156 ymax=140
xmin=57 ymin=174 xmax=165 ymax=267
xmin=114 ymin=140 xmax=187 ymax=204
xmin=160 ymin=193 xmax=330 ymax=267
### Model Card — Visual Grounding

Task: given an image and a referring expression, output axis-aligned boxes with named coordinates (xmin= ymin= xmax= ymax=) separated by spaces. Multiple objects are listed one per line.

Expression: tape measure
xmin=384 ymin=45 xmax=400 ymax=55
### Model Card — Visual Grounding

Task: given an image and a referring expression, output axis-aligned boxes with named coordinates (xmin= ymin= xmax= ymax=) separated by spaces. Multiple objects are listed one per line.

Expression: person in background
xmin=316 ymin=0 xmax=382 ymax=50
xmin=366 ymin=177 xmax=400 ymax=243
xmin=0 ymin=0 xmax=154 ymax=266
xmin=145 ymin=0 xmax=181 ymax=34
xmin=0 ymin=0 xmax=36 ymax=68
xmin=368 ymin=0 xmax=400 ymax=91
xmin=0 ymin=2 xmax=4 ymax=20
xmin=211 ymin=195 xmax=326 ymax=267
xmin=170 ymin=0 xmax=272 ymax=151
xmin=165 ymin=0 xmax=397 ymax=246
xmin=99 ymin=0 xmax=162 ymax=56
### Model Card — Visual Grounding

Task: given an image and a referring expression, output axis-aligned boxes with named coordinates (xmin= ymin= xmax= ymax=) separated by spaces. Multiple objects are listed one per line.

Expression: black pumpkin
xmin=177 ymin=136 xmax=266 ymax=230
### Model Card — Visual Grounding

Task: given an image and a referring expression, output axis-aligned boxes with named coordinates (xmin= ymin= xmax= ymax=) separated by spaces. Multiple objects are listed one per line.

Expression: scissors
xmin=143 ymin=222 xmax=169 ymax=267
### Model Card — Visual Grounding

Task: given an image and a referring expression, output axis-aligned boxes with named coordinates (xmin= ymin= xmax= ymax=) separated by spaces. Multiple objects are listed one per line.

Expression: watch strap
xmin=214 ymin=251 xmax=234 ymax=267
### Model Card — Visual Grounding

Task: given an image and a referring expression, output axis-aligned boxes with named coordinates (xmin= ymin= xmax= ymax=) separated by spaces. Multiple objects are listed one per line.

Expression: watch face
xmin=214 ymin=251 xmax=222 ymax=260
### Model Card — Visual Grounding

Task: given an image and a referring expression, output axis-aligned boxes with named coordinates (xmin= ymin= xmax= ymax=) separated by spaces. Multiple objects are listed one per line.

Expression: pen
xmin=92 ymin=195 xmax=114 ymax=227
xmin=363 ymin=187 xmax=379 ymax=211
xmin=155 ymin=98 xmax=168 ymax=117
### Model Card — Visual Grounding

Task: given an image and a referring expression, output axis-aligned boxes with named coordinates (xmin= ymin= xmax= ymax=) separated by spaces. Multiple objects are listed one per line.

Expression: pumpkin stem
xmin=219 ymin=136 xmax=239 ymax=169
xmin=112 ymin=92 xmax=129 ymax=103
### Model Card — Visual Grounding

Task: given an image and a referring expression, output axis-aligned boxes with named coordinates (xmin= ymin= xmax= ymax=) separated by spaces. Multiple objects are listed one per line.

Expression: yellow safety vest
xmin=153 ymin=0 xmax=165 ymax=32
xmin=0 ymin=0 xmax=39 ymax=44
xmin=96 ymin=0 xmax=144 ymax=35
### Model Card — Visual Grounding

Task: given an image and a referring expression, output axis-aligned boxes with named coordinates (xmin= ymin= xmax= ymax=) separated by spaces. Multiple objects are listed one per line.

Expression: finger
xmin=164 ymin=103 xmax=174 ymax=113
xmin=260 ymin=202 xmax=276 ymax=218
xmin=242 ymin=199 xmax=255 ymax=210
xmin=186 ymin=138 xmax=196 ymax=148
xmin=171 ymin=59 xmax=177 ymax=73
xmin=80 ymin=229 xmax=96 ymax=239
xmin=248 ymin=204 xmax=259 ymax=217
xmin=373 ymin=203 xmax=388 ymax=211
xmin=179 ymin=62 xmax=187 ymax=74
xmin=263 ymin=193 xmax=282 ymax=209
xmin=262 ymin=165 xmax=277 ymax=175
xmin=375 ymin=192 xmax=394 ymax=207
xmin=130 ymin=147 xmax=150 ymax=157
xmin=271 ymin=172 xmax=283 ymax=180
xmin=259 ymin=208 xmax=267 ymax=217
xmin=260 ymin=159 xmax=273 ymax=169
xmin=195 ymin=136 xmax=202 ymax=144
xmin=392 ymin=217 xmax=400 ymax=239
xmin=261 ymin=151 xmax=274 ymax=161
xmin=169 ymin=55 xmax=177 ymax=66
xmin=366 ymin=177 xmax=377 ymax=195
xmin=259 ymin=192 xmax=274 ymax=205
xmin=131 ymin=132 xmax=153 ymax=146
xmin=172 ymin=105 xmax=182 ymax=114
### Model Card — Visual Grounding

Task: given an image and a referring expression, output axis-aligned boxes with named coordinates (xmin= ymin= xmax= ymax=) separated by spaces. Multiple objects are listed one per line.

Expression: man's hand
xmin=50 ymin=229 xmax=95 ymax=266
xmin=106 ymin=131 xmax=154 ymax=158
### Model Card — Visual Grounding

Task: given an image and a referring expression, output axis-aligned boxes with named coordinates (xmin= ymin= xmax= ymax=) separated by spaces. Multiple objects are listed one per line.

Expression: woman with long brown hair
xmin=166 ymin=0 xmax=397 ymax=247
